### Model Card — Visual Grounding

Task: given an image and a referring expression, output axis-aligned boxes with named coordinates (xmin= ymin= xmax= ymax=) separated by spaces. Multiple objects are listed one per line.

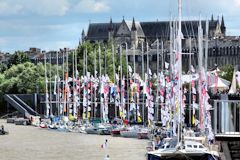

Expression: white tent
xmin=210 ymin=77 xmax=229 ymax=91
xmin=229 ymin=68 xmax=240 ymax=94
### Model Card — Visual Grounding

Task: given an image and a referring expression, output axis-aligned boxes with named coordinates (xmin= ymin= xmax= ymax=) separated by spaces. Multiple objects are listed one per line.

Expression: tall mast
xmin=72 ymin=49 xmax=75 ymax=116
xmin=44 ymin=52 xmax=49 ymax=117
xmin=133 ymin=44 xmax=137 ymax=121
xmin=189 ymin=38 xmax=192 ymax=127
xmin=141 ymin=41 xmax=145 ymax=123
xmin=49 ymin=52 xmax=52 ymax=116
xmin=125 ymin=43 xmax=129 ymax=120
xmin=99 ymin=45 xmax=101 ymax=79
xmin=75 ymin=49 xmax=78 ymax=118
xmin=56 ymin=51 xmax=59 ymax=116
xmin=98 ymin=45 xmax=102 ymax=119
xmin=112 ymin=44 xmax=117 ymax=118
xmin=198 ymin=16 xmax=203 ymax=129
xmin=146 ymin=42 xmax=149 ymax=121
xmin=177 ymin=0 xmax=183 ymax=145
xmin=156 ymin=39 xmax=159 ymax=121
xmin=94 ymin=49 xmax=97 ymax=118
xmin=104 ymin=47 xmax=107 ymax=75
xmin=205 ymin=19 xmax=209 ymax=80
xmin=83 ymin=49 xmax=86 ymax=76
xmin=170 ymin=16 xmax=173 ymax=78
xmin=86 ymin=48 xmax=88 ymax=75
xmin=85 ymin=48 xmax=88 ymax=119
xmin=62 ymin=50 xmax=65 ymax=116
xmin=120 ymin=45 xmax=123 ymax=119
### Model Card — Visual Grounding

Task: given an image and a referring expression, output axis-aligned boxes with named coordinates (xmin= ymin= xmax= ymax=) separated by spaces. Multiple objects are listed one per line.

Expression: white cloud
xmin=0 ymin=0 xmax=70 ymax=16
xmin=0 ymin=1 xmax=23 ymax=15
xmin=24 ymin=0 xmax=70 ymax=16
xmin=234 ymin=0 xmax=240 ymax=6
xmin=74 ymin=0 xmax=110 ymax=13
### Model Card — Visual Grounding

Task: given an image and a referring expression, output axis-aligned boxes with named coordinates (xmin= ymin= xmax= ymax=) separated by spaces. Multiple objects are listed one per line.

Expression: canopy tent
xmin=229 ymin=66 xmax=240 ymax=94
xmin=208 ymin=72 xmax=230 ymax=86
xmin=210 ymin=78 xmax=229 ymax=91
xmin=207 ymin=71 xmax=230 ymax=92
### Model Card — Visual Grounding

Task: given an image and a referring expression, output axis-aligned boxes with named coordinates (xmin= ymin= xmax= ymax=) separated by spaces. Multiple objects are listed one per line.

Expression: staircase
xmin=4 ymin=94 xmax=39 ymax=118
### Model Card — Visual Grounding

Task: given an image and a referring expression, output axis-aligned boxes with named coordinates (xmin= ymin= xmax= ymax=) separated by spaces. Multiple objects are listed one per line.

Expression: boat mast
xmin=125 ymin=43 xmax=129 ymax=121
xmin=62 ymin=50 xmax=65 ymax=116
xmin=56 ymin=51 xmax=59 ymax=116
xmin=205 ymin=19 xmax=209 ymax=83
xmin=94 ymin=48 xmax=97 ymax=118
xmin=141 ymin=41 xmax=145 ymax=123
xmin=177 ymin=0 xmax=183 ymax=146
xmin=49 ymin=52 xmax=52 ymax=116
xmin=120 ymin=45 xmax=123 ymax=119
xmin=98 ymin=45 xmax=102 ymax=120
xmin=72 ymin=49 xmax=75 ymax=117
xmin=198 ymin=16 xmax=203 ymax=130
xmin=112 ymin=44 xmax=116 ymax=118
xmin=44 ymin=52 xmax=49 ymax=117
xmin=189 ymin=38 xmax=192 ymax=127
xmin=156 ymin=39 xmax=159 ymax=121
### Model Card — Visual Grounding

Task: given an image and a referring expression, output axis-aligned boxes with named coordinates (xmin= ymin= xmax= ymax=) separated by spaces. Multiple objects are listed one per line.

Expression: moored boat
xmin=120 ymin=126 xmax=139 ymax=138
xmin=147 ymin=138 xmax=220 ymax=160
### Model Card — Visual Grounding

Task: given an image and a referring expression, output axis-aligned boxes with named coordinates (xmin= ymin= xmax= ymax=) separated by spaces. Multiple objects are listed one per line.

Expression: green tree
xmin=219 ymin=64 xmax=234 ymax=82
xmin=0 ymin=62 xmax=62 ymax=94
xmin=8 ymin=51 xmax=30 ymax=68
xmin=74 ymin=41 xmax=127 ymax=81
xmin=0 ymin=63 xmax=7 ymax=73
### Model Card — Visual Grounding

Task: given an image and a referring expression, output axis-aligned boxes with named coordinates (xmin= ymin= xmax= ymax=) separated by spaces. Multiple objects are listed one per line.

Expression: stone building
xmin=82 ymin=16 xmax=239 ymax=73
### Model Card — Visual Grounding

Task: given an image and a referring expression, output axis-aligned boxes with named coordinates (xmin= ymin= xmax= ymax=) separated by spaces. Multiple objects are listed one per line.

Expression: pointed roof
xmin=86 ymin=18 xmax=219 ymax=41
xmin=82 ymin=29 xmax=85 ymax=36
xmin=108 ymin=17 xmax=113 ymax=31
xmin=131 ymin=17 xmax=137 ymax=31
xmin=221 ymin=15 xmax=225 ymax=29
xmin=211 ymin=14 xmax=214 ymax=21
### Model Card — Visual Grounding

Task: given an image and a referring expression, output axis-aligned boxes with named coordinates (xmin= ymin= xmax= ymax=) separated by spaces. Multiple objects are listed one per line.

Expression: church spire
xmin=81 ymin=29 xmax=85 ymax=43
xmin=221 ymin=15 xmax=226 ymax=35
xmin=211 ymin=14 xmax=214 ymax=21
xmin=221 ymin=15 xmax=225 ymax=28
xmin=131 ymin=17 xmax=137 ymax=31
xmin=108 ymin=17 xmax=113 ymax=31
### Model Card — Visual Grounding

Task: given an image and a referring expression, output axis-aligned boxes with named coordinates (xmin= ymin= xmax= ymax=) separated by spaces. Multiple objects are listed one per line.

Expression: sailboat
xmin=147 ymin=0 xmax=220 ymax=159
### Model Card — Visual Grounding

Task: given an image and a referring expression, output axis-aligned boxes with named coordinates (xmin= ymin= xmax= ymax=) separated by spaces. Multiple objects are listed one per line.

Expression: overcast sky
xmin=0 ymin=0 xmax=240 ymax=53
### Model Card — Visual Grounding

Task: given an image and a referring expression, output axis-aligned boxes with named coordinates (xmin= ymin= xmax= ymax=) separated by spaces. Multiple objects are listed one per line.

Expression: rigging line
xmin=189 ymin=19 xmax=198 ymax=68
xmin=184 ymin=21 xmax=190 ymax=39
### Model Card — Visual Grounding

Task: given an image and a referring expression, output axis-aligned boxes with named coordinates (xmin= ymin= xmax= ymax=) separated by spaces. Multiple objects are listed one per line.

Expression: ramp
xmin=4 ymin=94 xmax=39 ymax=118
xmin=11 ymin=95 xmax=39 ymax=116
xmin=4 ymin=94 xmax=31 ymax=118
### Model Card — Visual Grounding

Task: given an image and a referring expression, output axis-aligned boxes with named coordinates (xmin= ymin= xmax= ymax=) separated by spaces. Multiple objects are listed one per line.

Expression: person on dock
xmin=104 ymin=155 xmax=110 ymax=160
xmin=1 ymin=125 xmax=4 ymax=134
xmin=153 ymin=135 xmax=163 ymax=150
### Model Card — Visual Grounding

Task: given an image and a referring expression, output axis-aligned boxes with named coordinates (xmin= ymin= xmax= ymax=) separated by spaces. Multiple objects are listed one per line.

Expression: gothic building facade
xmin=82 ymin=16 xmax=239 ymax=73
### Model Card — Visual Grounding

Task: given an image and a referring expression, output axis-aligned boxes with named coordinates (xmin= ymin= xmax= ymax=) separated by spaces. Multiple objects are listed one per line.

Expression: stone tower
xmin=131 ymin=17 xmax=138 ymax=48
xmin=81 ymin=29 xmax=85 ymax=43
xmin=221 ymin=15 xmax=226 ymax=36
xmin=108 ymin=18 xmax=114 ymax=42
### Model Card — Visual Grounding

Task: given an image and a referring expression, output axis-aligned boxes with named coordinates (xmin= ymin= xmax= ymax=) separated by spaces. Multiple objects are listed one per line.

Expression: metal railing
xmin=214 ymin=100 xmax=240 ymax=135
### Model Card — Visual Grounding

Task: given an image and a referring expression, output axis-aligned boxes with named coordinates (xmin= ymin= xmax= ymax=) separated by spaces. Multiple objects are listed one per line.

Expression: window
xmin=187 ymin=145 xmax=192 ymax=148
xmin=199 ymin=145 xmax=204 ymax=148
xmin=137 ymin=55 xmax=142 ymax=62
xmin=193 ymin=145 xmax=197 ymax=148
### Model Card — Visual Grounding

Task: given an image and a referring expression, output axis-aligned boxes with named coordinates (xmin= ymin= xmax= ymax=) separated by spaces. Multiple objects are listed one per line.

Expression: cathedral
xmin=81 ymin=16 xmax=239 ymax=73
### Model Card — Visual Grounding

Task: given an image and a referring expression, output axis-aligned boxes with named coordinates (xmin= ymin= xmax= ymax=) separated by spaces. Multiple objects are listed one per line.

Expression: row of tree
xmin=0 ymin=42 xmax=234 ymax=110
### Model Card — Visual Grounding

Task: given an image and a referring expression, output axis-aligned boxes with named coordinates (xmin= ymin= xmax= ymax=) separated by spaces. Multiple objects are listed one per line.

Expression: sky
xmin=0 ymin=0 xmax=240 ymax=53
